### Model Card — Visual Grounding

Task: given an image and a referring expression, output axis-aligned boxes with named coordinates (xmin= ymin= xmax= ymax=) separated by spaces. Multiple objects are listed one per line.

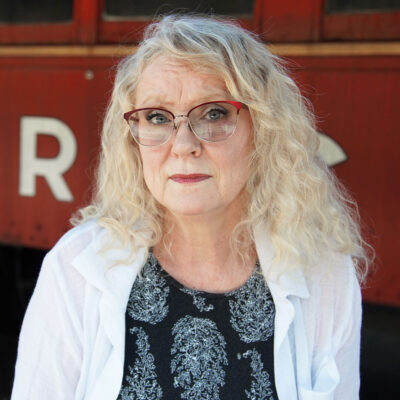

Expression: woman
xmin=12 ymin=14 xmax=369 ymax=400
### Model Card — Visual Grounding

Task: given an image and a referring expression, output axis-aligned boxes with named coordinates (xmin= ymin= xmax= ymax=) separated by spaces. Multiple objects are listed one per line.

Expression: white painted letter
xmin=19 ymin=116 xmax=77 ymax=202
xmin=317 ymin=132 xmax=347 ymax=167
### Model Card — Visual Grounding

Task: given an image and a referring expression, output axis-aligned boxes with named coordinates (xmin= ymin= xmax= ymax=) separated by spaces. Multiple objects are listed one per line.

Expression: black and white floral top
xmin=117 ymin=253 xmax=278 ymax=400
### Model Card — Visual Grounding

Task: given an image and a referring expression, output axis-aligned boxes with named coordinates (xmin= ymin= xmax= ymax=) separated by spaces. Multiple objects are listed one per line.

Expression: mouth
xmin=169 ymin=174 xmax=211 ymax=183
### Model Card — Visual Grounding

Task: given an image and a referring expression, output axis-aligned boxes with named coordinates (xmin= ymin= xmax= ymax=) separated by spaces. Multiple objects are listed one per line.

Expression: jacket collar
xmin=71 ymin=223 xmax=145 ymax=298
xmin=254 ymin=222 xmax=309 ymax=300
xmin=254 ymin=222 xmax=309 ymax=356
xmin=70 ymin=221 xmax=310 ymax=371
xmin=73 ymin=221 xmax=309 ymax=301
xmin=71 ymin=222 xmax=146 ymax=364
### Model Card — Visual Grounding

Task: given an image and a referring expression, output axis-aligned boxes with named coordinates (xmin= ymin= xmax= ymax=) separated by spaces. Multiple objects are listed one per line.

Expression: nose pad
xmin=173 ymin=116 xmax=195 ymax=137
xmin=171 ymin=116 xmax=201 ymax=155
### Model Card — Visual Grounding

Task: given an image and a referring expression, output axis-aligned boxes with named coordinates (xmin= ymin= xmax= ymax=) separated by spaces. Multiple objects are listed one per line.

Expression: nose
xmin=171 ymin=116 xmax=202 ymax=157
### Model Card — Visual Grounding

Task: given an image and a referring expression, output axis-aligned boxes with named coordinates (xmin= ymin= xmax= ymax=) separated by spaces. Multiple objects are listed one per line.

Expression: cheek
xmin=140 ymin=151 xmax=157 ymax=187
xmin=140 ymin=149 xmax=167 ymax=196
xmin=224 ymin=137 xmax=253 ymax=190
xmin=217 ymin=148 xmax=251 ymax=195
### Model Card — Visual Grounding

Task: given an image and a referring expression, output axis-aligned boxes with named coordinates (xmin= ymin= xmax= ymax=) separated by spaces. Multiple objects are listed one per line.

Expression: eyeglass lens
xmin=127 ymin=102 xmax=239 ymax=146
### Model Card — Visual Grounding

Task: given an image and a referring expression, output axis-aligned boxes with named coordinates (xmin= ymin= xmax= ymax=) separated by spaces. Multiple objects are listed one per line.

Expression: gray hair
xmin=73 ymin=14 xmax=370 ymax=281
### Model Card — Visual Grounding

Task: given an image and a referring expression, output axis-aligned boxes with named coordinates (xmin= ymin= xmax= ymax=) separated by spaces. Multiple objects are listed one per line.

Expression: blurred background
xmin=0 ymin=0 xmax=399 ymax=399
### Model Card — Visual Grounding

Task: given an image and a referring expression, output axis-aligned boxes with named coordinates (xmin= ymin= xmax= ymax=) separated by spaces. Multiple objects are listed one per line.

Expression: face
xmin=134 ymin=57 xmax=253 ymax=220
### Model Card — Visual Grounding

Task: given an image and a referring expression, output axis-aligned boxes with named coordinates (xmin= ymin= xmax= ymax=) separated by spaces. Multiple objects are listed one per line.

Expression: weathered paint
xmin=0 ymin=56 xmax=114 ymax=249
xmin=0 ymin=54 xmax=399 ymax=307
xmin=0 ymin=0 xmax=399 ymax=308
xmin=290 ymin=56 xmax=400 ymax=307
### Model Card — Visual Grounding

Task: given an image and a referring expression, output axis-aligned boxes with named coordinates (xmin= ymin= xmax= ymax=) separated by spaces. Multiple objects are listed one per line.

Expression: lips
xmin=169 ymin=174 xmax=211 ymax=183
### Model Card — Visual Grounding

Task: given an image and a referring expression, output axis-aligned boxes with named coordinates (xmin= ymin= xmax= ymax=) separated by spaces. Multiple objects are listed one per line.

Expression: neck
xmin=153 ymin=205 xmax=256 ymax=292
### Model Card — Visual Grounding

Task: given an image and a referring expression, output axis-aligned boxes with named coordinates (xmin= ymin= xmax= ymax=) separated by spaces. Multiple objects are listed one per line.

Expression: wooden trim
xmin=0 ymin=42 xmax=400 ymax=58
xmin=0 ymin=45 xmax=127 ymax=57
xmin=268 ymin=42 xmax=400 ymax=57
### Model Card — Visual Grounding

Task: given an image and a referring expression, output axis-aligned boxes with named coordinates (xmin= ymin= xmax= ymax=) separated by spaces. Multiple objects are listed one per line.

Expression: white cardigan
xmin=11 ymin=220 xmax=362 ymax=400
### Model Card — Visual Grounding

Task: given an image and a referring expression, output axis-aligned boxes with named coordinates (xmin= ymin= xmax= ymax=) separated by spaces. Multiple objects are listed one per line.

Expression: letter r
xmin=19 ymin=116 xmax=77 ymax=202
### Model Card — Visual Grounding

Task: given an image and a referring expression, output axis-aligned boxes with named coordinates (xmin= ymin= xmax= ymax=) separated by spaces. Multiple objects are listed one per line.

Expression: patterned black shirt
xmin=117 ymin=254 xmax=278 ymax=400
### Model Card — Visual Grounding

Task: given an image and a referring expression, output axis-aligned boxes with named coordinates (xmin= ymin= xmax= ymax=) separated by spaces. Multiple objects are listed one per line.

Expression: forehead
xmin=135 ymin=56 xmax=230 ymax=107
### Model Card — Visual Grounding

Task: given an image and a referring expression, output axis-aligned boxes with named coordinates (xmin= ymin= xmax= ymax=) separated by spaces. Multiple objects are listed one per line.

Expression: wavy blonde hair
xmin=73 ymin=14 xmax=371 ymax=281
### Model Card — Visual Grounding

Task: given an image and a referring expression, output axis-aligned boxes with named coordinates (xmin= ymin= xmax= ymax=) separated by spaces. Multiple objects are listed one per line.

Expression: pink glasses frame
xmin=123 ymin=100 xmax=246 ymax=123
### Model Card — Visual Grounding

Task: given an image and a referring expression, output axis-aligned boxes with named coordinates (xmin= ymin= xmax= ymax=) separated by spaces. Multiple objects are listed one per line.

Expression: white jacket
xmin=11 ymin=220 xmax=362 ymax=400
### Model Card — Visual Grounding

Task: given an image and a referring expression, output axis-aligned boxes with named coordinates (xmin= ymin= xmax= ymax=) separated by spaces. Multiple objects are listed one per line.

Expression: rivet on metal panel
xmin=85 ymin=70 xmax=94 ymax=80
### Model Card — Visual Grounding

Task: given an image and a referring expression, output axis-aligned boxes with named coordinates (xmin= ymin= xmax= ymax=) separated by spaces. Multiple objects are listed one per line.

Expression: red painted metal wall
xmin=0 ymin=52 xmax=398 ymax=306
xmin=290 ymin=56 xmax=400 ymax=306
xmin=0 ymin=0 xmax=399 ymax=307
xmin=0 ymin=56 xmax=113 ymax=248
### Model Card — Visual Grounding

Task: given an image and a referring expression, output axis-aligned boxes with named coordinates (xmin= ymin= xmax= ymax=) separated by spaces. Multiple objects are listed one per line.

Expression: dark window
xmin=104 ymin=0 xmax=254 ymax=19
xmin=326 ymin=0 xmax=400 ymax=13
xmin=0 ymin=0 xmax=73 ymax=24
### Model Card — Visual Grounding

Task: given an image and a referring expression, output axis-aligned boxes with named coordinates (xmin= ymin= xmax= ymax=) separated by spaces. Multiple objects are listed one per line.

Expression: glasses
xmin=123 ymin=100 xmax=246 ymax=146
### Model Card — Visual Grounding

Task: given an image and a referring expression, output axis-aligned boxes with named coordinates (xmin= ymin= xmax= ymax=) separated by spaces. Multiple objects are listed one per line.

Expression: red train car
xmin=0 ymin=1 xmax=399 ymax=398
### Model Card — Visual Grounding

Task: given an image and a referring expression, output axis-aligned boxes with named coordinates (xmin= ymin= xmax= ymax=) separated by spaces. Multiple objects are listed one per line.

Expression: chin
xmin=164 ymin=199 xmax=217 ymax=218
xmin=169 ymin=206 xmax=212 ymax=218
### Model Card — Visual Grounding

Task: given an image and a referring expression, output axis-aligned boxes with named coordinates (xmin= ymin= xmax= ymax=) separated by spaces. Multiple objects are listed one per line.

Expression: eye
xmin=146 ymin=111 xmax=170 ymax=125
xmin=205 ymin=107 xmax=227 ymax=121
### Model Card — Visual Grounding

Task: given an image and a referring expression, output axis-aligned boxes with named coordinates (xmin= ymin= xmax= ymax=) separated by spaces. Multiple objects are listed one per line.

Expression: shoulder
xmin=297 ymin=253 xmax=361 ymax=318
xmin=304 ymin=253 xmax=359 ymax=303
xmin=47 ymin=219 xmax=104 ymax=261
xmin=40 ymin=219 xmax=103 ymax=282
xmin=37 ymin=220 xmax=109 ymax=295
xmin=43 ymin=219 xmax=147 ymax=296
xmin=301 ymin=253 xmax=362 ymax=345
xmin=254 ymin=224 xmax=359 ymax=302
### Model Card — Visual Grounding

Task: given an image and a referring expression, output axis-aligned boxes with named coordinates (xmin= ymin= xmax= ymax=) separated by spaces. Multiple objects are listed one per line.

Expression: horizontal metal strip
xmin=0 ymin=42 xmax=400 ymax=57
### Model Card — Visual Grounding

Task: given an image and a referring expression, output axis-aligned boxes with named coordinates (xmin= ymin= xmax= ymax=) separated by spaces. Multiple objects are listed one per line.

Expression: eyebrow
xmin=136 ymin=94 xmax=233 ymax=109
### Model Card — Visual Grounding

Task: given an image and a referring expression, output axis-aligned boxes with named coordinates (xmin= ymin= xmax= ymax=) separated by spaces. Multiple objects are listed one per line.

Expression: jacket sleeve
xmin=11 ymin=246 xmax=84 ymax=400
xmin=333 ymin=261 xmax=362 ymax=400
xmin=298 ymin=257 xmax=362 ymax=400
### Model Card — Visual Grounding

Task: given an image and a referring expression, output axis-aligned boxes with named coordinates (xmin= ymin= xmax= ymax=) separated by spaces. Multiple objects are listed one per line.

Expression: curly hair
xmin=72 ymin=14 xmax=371 ymax=281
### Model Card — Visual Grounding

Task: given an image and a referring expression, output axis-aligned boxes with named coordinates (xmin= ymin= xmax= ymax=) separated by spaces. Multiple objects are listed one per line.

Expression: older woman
xmin=12 ymin=14 xmax=368 ymax=400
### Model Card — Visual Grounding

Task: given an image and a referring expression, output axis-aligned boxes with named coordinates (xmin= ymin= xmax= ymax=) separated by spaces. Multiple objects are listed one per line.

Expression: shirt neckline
xmin=148 ymin=252 xmax=261 ymax=298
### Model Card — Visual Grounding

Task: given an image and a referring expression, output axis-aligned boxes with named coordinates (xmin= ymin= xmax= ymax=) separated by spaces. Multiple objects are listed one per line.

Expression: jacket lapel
xmin=254 ymin=223 xmax=309 ymax=399
xmin=71 ymin=224 xmax=146 ymax=387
